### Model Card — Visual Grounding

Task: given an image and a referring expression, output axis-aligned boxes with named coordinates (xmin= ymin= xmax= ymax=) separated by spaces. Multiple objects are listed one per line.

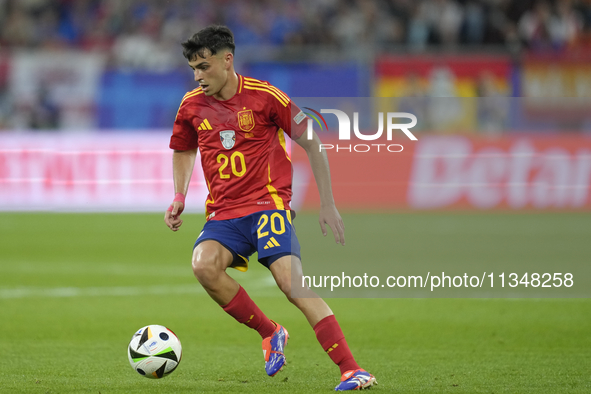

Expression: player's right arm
xmin=164 ymin=148 xmax=197 ymax=232
xmin=166 ymin=90 xmax=200 ymax=231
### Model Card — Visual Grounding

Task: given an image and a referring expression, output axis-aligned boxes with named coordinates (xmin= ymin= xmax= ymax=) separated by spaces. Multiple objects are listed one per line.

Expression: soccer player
xmin=164 ymin=25 xmax=376 ymax=391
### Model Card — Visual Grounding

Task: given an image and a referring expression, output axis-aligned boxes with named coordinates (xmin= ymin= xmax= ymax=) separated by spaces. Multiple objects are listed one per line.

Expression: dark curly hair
xmin=182 ymin=25 xmax=236 ymax=61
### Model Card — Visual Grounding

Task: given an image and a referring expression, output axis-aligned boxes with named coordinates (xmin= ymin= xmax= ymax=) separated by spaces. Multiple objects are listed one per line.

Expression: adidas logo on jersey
xmin=198 ymin=119 xmax=213 ymax=131
xmin=263 ymin=237 xmax=281 ymax=250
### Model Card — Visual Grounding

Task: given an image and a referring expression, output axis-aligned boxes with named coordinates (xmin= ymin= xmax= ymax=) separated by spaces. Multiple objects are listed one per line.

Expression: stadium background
xmin=1 ymin=1 xmax=591 ymax=393
xmin=1 ymin=0 xmax=591 ymax=211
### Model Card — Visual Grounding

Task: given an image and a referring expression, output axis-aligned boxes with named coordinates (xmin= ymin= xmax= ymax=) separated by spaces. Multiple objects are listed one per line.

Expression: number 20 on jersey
xmin=217 ymin=151 xmax=246 ymax=179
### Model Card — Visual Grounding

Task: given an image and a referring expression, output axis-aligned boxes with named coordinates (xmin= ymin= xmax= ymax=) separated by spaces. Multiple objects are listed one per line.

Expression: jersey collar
xmin=237 ymin=74 xmax=244 ymax=96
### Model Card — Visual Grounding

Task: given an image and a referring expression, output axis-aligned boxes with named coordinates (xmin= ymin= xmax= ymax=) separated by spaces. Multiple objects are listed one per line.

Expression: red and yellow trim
xmin=243 ymin=77 xmax=289 ymax=102
xmin=243 ymin=77 xmax=289 ymax=107
xmin=205 ymin=178 xmax=215 ymax=218
xmin=175 ymin=88 xmax=203 ymax=120
xmin=277 ymin=129 xmax=291 ymax=162
xmin=266 ymin=164 xmax=285 ymax=210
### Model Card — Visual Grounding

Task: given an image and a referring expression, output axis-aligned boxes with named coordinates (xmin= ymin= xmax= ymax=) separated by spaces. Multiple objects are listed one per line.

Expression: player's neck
xmin=213 ymin=72 xmax=239 ymax=101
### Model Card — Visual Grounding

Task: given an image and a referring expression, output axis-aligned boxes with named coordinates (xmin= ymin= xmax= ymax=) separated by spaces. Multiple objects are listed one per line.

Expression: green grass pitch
xmin=0 ymin=212 xmax=590 ymax=393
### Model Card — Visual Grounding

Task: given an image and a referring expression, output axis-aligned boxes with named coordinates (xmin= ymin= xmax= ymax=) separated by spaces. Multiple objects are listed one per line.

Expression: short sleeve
xmin=170 ymin=104 xmax=199 ymax=151
xmin=270 ymin=93 xmax=308 ymax=140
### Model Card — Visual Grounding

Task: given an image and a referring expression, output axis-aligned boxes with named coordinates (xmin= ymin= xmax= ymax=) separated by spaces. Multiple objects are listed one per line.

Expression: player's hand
xmin=164 ymin=201 xmax=185 ymax=232
xmin=319 ymin=205 xmax=345 ymax=245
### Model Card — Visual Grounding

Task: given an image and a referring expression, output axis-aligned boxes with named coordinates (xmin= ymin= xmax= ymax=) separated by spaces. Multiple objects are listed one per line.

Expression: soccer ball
xmin=127 ymin=325 xmax=182 ymax=379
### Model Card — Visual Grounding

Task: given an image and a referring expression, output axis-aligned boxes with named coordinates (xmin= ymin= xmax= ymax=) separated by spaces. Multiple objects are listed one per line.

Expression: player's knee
xmin=191 ymin=253 xmax=223 ymax=286
xmin=275 ymin=274 xmax=295 ymax=302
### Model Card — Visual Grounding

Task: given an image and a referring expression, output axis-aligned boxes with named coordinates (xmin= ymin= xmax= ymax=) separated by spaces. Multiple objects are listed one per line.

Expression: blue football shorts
xmin=193 ymin=210 xmax=301 ymax=271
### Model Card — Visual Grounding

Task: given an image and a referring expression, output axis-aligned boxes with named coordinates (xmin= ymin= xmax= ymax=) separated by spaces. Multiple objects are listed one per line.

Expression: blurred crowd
xmin=0 ymin=0 xmax=590 ymax=65
xmin=0 ymin=0 xmax=589 ymax=131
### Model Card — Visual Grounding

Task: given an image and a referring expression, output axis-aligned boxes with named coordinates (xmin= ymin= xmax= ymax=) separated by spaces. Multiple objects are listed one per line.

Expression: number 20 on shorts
xmin=257 ymin=213 xmax=286 ymax=239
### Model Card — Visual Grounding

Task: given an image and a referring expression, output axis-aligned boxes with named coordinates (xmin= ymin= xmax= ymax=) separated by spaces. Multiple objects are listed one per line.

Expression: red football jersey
xmin=170 ymin=75 xmax=307 ymax=221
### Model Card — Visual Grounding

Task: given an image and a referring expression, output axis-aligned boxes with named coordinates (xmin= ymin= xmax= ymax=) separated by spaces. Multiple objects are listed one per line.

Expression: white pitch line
xmin=0 ymin=284 xmax=204 ymax=299
xmin=0 ymin=262 xmax=191 ymax=277
xmin=0 ymin=276 xmax=279 ymax=300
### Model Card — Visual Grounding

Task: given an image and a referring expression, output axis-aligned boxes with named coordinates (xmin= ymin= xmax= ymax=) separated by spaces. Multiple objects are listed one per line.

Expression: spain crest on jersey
xmin=237 ymin=109 xmax=255 ymax=132
xmin=220 ymin=130 xmax=236 ymax=149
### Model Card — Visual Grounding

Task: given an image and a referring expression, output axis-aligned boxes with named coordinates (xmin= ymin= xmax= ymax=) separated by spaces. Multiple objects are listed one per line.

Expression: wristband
xmin=167 ymin=193 xmax=186 ymax=212
xmin=173 ymin=192 xmax=186 ymax=204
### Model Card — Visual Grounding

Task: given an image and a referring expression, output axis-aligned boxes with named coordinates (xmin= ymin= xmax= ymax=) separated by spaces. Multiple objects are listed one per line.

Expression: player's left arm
xmin=268 ymin=90 xmax=345 ymax=245
xmin=294 ymin=131 xmax=345 ymax=246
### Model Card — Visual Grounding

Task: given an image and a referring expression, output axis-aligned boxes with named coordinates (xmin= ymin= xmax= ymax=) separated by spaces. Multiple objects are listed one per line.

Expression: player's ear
xmin=224 ymin=52 xmax=233 ymax=70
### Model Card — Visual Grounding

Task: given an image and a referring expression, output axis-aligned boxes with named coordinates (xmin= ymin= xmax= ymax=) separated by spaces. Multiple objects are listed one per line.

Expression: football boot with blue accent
xmin=335 ymin=369 xmax=377 ymax=391
xmin=261 ymin=320 xmax=289 ymax=376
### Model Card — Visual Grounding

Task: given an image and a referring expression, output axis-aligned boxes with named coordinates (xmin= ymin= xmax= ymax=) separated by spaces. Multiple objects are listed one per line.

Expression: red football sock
xmin=313 ymin=314 xmax=360 ymax=375
xmin=221 ymin=286 xmax=276 ymax=339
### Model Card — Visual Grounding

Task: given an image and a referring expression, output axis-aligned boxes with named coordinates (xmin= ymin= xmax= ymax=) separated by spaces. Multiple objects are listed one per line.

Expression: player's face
xmin=188 ymin=49 xmax=232 ymax=98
